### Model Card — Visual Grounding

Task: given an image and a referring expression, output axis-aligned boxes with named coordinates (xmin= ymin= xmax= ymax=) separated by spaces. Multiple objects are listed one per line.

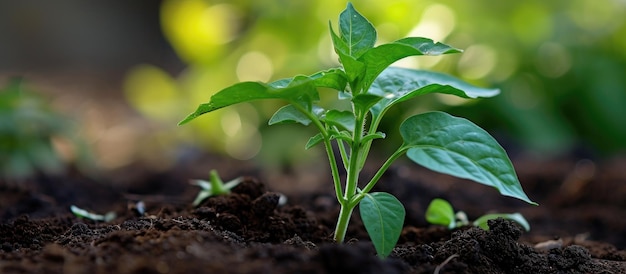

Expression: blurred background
xmin=1 ymin=0 xmax=625 ymax=183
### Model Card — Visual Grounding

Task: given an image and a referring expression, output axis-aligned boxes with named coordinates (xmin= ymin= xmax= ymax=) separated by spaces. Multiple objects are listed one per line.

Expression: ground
xmin=1 ymin=153 xmax=625 ymax=273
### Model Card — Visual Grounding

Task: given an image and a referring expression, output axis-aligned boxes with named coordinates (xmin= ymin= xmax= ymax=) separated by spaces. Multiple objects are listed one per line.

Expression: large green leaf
xmin=369 ymin=67 xmax=500 ymax=120
xmin=338 ymin=3 xmax=376 ymax=59
xmin=360 ymin=38 xmax=461 ymax=91
xmin=179 ymin=69 xmax=346 ymax=125
xmin=359 ymin=192 xmax=405 ymax=258
xmin=400 ymin=112 xmax=536 ymax=204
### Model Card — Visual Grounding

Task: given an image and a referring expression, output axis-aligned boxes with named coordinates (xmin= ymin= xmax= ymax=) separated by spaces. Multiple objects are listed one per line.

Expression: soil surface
xmin=1 ymin=154 xmax=626 ymax=273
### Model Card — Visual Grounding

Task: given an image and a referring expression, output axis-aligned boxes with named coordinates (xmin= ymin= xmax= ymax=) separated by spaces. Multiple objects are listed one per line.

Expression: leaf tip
xmin=178 ymin=114 xmax=195 ymax=126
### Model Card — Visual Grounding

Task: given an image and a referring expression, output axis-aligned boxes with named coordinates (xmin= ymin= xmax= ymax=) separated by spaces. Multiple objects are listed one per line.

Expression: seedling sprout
xmin=191 ymin=169 xmax=242 ymax=206
xmin=426 ymin=198 xmax=530 ymax=231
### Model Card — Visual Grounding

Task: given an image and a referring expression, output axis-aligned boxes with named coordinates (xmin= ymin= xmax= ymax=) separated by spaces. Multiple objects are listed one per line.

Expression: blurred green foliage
xmin=0 ymin=79 xmax=69 ymax=179
xmin=125 ymin=0 xmax=626 ymax=162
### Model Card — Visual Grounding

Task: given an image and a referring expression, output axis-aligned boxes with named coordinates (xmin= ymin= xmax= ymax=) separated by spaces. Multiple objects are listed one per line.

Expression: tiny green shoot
xmin=191 ymin=169 xmax=242 ymax=206
xmin=179 ymin=3 xmax=536 ymax=257
xmin=426 ymin=198 xmax=530 ymax=231
xmin=70 ymin=205 xmax=116 ymax=222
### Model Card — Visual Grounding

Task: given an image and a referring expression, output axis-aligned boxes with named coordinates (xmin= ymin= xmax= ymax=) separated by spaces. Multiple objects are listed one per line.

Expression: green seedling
xmin=1 ymin=78 xmax=68 ymax=180
xmin=426 ymin=198 xmax=530 ymax=231
xmin=180 ymin=3 xmax=536 ymax=257
xmin=70 ymin=205 xmax=116 ymax=222
xmin=191 ymin=169 xmax=242 ymax=206
xmin=1 ymin=78 xmax=93 ymax=181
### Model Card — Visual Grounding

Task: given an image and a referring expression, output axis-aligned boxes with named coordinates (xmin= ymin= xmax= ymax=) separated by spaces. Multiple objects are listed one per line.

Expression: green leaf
xmin=323 ymin=110 xmax=355 ymax=132
xmin=359 ymin=192 xmax=405 ymax=258
xmin=190 ymin=170 xmax=242 ymax=206
xmin=269 ymin=105 xmax=312 ymax=126
xmin=307 ymin=68 xmax=348 ymax=91
xmin=361 ymin=131 xmax=386 ymax=143
xmin=330 ymin=25 xmax=366 ymax=84
xmin=179 ymin=68 xmax=349 ymax=125
xmin=70 ymin=205 xmax=116 ymax=222
xmin=369 ymin=67 xmax=500 ymax=120
xmin=400 ymin=111 xmax=536 ymax=205
xmin=473 ymin=213 xmax=531 ymax=232
xmin=338 ymin=3 xmax=376 ymax=58
xmin=305 ymin=133 xmax=324 ymax=149
xmin=269 ymin=105 xmax=324 ymax=126
xmin=352 ymin=93 xmax=383 ymax=113
xmin=360 ymin=37 xmax=461 ymax=91
xmin=425 ymin=198 xmax=456 ymax=229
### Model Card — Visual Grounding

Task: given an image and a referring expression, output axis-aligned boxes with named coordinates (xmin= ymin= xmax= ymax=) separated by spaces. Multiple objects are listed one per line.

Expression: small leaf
xmin=361 ymin=131 xmax=386 ymax=143
xmin=473 ymin=213 xmax=531 ymax=232
xmin=425 ymin=198 xmax=456 ymax=229
xmin=70 ymin=205 xmax=116 ymax=222
xmin=338 ymin=3 xmax=376 ymax=58
xmin=359 ymin=192 xmax=405 ymax=258
xmin=400 ymin=112 xmax=536 ymax=205
xmin=369 ymin=67 xmax=500 ymax=120
xmin=329 ymin=13 xmax=366 ymax=84
xmin=308 ymin=68 xmax=348 ymax=91
xmin=323 ymin=110 xmax=355 ymax=132
xmin=305 ymin=133 xmax=324 ymax=149
xmin=269 ymin=105 xmax=324 ymax=126
xmin=361 ymin=37 xmax=461 ymax=91
xmin=352 ymin=93 xmax=383 ymax=113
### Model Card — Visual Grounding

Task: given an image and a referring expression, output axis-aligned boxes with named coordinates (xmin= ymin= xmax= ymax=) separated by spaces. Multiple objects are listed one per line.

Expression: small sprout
xmin=70 ymin=205 xmax=116 ymax=222
xmin=128 ymin=200 xmax=146 ymax=216
xmin=191 ymin=169 xmax=242 ymax=206
xmin=426 ymin=198 xmax=530 ymax=231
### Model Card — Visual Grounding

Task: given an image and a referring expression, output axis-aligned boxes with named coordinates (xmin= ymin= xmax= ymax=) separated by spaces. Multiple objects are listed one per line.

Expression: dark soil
xmin=1 ymin=154 xmax=625 ymax=273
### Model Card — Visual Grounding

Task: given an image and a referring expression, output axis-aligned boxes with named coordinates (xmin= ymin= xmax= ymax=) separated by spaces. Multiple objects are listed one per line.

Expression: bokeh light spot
xmin=161 ymin=0 xmax=241 ymax=64
xmin=124 ymin=64 xmax=178 ymax=122
xmin=236 ymin=51 xmax=274 ymax=82
xmin=407 ymin=4 xmax=456 ymax=43
xmin=457 ymin=44 xmax=497 ymax=80
xmin=535 ymin=42 xmax=572 ymax=78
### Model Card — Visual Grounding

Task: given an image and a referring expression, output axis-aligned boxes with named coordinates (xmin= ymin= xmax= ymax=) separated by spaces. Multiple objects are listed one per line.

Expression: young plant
xmin=426 ymin=198 xmax=530 ymax=231
xmin=70 ymin=205 xmax=116 ymax=222
xmin=1 ymin=78 xmax=68 ymax=180
xmin=179 ymin=3 xmax=536 ymax=257
xmin=191 ymin=169 xmax=242 ymax=206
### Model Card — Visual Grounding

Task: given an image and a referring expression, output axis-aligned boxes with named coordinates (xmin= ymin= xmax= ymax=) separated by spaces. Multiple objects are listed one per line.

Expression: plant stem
xmin=333 ymin=203 xmax=355 ymax=242
xmin=293 ymin=104 xmax=344 ymax=203
xmin=343 ymin=111 xmax=366 ymax=200
xmin=334 ymin=110 xmax=368 ymax=243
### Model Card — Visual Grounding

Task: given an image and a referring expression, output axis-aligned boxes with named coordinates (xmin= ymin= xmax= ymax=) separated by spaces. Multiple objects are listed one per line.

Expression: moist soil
xmin=1 ymin=154 xmax=625 ymax=273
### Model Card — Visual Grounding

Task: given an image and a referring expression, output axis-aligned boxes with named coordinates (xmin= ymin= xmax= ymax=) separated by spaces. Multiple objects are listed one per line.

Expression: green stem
xmin=333 ymin=110 xmax=368 ymax=243
xmin=356 ymin=113 xmax=383 ymax=171
xmin=333 ymin=202 xmax=355 ymax=243
xmin=343 ymin=111 xmax=366 ymax=200
xmin=336 ymin=134 xmax=350 ymax=171
xmin=292 ymin=104 xmax=344 ymax=203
